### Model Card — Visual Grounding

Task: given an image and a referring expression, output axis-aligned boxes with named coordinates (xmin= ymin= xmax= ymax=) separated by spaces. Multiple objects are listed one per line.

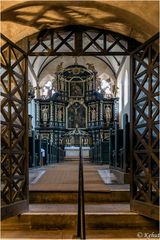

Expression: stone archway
xmin=1 ymin=27 xmax=159 ymax=221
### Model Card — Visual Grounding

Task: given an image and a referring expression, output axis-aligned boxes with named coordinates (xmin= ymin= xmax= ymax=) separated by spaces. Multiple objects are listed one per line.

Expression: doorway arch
xmin=1 ymin=26 xmax=159 ymax=221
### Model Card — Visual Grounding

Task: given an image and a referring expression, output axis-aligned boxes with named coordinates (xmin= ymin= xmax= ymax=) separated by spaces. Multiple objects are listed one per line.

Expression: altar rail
xmin=29 ymin=135 xmax=64 ymax=168
xmin=90 ymin=114 xmax=130 ymax=173
xmin=77 ymin=147 xmax=86 ymax=239
xmin=90 ymin=139 xmax=109 ymax=164
xmin=109 ymin=114 xmax=130 ymax=172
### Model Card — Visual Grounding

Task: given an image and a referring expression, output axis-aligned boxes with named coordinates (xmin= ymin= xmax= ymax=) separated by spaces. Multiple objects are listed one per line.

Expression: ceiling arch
xmin=30 ymin=56 xmax=117 ymax=88
xmin=1 ymin=1 xmax=159 ymax=45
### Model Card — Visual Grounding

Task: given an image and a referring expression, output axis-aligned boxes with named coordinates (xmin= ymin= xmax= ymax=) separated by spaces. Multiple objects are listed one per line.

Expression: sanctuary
xmin=29 ymin=62 xmax=118 ymax=164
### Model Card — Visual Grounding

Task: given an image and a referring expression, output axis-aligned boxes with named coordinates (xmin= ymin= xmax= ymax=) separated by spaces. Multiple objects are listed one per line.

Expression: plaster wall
xmin=28 ymin=99 xmax=36 ymax=129
xmin=117 ymin=57 xmax=130 ymax=128
xmin=1 ymin=1 xmax=159 ymax=45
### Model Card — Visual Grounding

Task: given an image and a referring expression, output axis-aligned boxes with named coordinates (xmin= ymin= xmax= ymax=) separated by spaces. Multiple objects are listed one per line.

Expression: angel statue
xmin=56 ymin=62 xmax=64 ymax=72
xmin=86 ymin=63 xmax=96 ymax=72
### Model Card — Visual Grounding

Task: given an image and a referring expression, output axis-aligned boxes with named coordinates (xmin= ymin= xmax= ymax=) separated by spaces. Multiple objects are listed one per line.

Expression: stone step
xmin=29 ymin=203 xmax=131 ymax=213
xmin=29 ymin=190 xmax=130 ymax=203
xmin=2 ymin=203 xmax=158 ymax=231
xmin=2 ymin=229 xmax=160 ymax=240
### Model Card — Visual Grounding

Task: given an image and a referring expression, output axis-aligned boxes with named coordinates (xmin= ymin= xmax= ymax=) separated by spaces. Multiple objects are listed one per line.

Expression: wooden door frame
xmin=1 ymin=34 xmax=29 ymax=220
xmin=130 ymin=33 xmax=159 ymax=220
xmin=1 ymin=27 xmax=159 ymax=221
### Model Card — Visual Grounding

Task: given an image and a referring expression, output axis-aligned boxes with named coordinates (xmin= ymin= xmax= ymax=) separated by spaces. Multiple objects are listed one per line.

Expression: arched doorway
xmin=1 ymin=26 xmax=159 ymax=221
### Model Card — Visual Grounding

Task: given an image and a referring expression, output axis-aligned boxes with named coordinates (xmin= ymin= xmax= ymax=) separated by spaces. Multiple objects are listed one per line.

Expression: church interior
xmin=0 ymin=1 xmax=159 ymax=239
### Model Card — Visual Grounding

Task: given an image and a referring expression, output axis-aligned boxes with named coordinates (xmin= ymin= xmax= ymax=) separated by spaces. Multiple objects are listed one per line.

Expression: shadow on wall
xmin=1 ymin=1 xmax=158 ymax=42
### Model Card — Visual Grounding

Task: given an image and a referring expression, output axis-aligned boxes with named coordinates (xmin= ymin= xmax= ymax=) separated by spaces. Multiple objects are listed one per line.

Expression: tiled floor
xmin=29 ymin=161 xmax=111 ymax=192
xmin=29 ymin=161 xmax=130 ymax=192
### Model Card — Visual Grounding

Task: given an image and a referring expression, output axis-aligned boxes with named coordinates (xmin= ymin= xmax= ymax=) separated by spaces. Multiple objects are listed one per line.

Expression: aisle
xmin=29 ymin=161 xmax=110 ymax=192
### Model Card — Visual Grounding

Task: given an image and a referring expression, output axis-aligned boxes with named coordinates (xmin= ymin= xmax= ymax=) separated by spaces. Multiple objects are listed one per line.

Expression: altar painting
xmin=70 ymin=82 xmax=84 ymax=97
xmin=68 ymin=102 xmax=86 ymax=128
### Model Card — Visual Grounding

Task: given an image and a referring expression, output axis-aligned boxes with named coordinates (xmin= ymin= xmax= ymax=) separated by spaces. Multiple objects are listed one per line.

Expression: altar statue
xmin=58 ymin=108 xmax=62 ymax=121
xmin=84 ymin=138 xmax=88 ymax=146
xmin=66 ymin=137 xmax=71 ymax=146
xmin=105 ymin=105 xmax=112 ymax=125
xmin=41 ymin=106 xmax=48 ymax=125
xmin=91 ymin=108 xmax=96 ymax=121
xmin=35 ymin=86 xmax=41 ymax=98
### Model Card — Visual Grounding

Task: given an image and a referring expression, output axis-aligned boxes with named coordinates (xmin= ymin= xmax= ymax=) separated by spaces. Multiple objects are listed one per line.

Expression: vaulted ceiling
xmin=1 ymin=1 xmax=159 ymax=45
xmin=1 ymin=1 xmax=159 ymax=91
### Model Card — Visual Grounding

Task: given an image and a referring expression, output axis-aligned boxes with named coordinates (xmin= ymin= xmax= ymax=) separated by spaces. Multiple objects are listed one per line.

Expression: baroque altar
xmin=33 ymin=62 xmax=119 ymax=161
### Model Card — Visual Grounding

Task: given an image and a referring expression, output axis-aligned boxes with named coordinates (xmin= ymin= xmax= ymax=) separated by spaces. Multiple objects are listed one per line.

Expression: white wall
xmin=117 ymin=57 xmax=130 ymax=128
xmin=28 ymin=99 xmax=36 ymax=129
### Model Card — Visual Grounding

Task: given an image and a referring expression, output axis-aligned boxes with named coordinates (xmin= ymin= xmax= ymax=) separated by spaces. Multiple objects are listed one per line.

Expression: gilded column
xmin=50 ymin=101 xmax=53 ymax=126
xmin=50 ymin=132 xmax=54 ymax=144
xmin=114 ymin=99 xmax=119 ymax=122
xmin=100 ymin=101 xmax=103 ymax=121
xmin=63 ymin=106 xmax=65 ymax=124
xmin=36 ymin=101 xmax=40 ymax=127
xmin=96 ymin=103 xmax=99 ymax=121
xmin=55 ymin=105 xmax=57 ymax=122
xmin=88 ymin=106 xmax=90 ymax=122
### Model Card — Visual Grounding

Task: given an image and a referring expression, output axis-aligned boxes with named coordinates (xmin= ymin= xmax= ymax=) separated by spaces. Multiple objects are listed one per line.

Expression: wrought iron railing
xmin=77 ymin=147 xmax=86 ymax=239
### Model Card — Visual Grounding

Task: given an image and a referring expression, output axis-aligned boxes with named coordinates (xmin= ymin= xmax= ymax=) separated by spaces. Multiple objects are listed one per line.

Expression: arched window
xmin=124 ymin=69 xmax=129 ymax=106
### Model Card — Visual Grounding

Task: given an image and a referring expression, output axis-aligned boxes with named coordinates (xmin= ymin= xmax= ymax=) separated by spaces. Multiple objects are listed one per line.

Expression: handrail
xmin=77 ymin=146 xmax=86 ymax=239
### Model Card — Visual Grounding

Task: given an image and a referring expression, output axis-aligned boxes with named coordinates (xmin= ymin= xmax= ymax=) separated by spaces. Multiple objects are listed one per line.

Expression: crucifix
xmin=73 ymin=56 xmax=78 ymax=65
